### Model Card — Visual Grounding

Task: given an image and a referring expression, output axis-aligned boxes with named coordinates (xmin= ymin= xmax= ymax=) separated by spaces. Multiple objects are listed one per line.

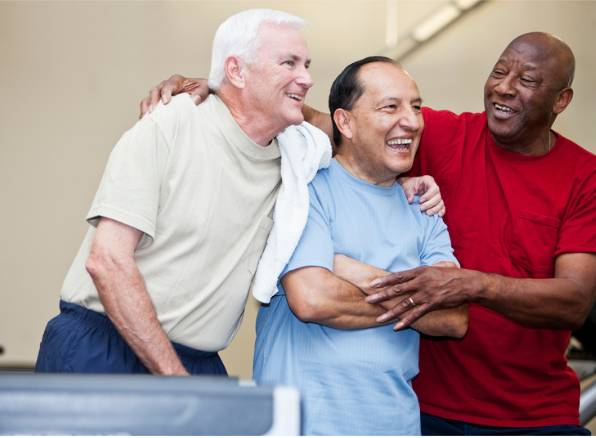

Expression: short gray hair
xmin=207 ymin=9 xmax=305 ymax=91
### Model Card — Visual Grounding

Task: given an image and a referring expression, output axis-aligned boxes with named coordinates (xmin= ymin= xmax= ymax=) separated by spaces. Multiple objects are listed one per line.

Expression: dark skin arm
xmin=367 ymin=252 xmax=596 ymax=330
xmin=137 ymin=76 xmax=446 ymax=216
xmin=332 ymin=255 xmax=467 ymax=335
xmin=302 ymin=104 xmax=333 ymax=141
xmin=139 ymin=75 xmax=209 ymax=118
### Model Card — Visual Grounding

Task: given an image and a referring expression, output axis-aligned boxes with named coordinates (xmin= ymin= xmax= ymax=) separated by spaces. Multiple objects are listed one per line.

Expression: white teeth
xmin=494 ymin=103 xmax=513 ymax=112
xmin=286 ymin=93 xmax=302 ymax=101
xmin=387 ymin=138 xmax=412 ymax=146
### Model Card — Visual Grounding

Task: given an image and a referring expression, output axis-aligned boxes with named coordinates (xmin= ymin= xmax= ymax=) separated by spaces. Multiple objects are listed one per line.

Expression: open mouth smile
xmin=386 ymin=138 xmax=412 ymax=151
xmin=492 ymin=102 xmax=517 ymax=119
xmin=286 ymin=93 xmax=303 ymax=102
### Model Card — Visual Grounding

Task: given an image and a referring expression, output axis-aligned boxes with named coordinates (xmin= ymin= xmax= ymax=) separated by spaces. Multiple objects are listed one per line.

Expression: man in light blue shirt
xmin=253 ymin=56 xmax=468 ymax=435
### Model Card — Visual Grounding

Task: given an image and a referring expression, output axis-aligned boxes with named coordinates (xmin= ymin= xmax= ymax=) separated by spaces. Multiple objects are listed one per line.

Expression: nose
xmin=493 ymin=73 xmax=517 ymax=97
xmin=399 ymin=106 xmax=421 ymax=132
xmin=296 ymin=66 xmax=314 ymax=90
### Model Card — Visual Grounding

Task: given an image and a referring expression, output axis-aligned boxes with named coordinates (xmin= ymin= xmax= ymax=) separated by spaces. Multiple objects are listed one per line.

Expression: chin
xmin=487 ymin=119 xmax=514 ymax=143
xmin=390 ymin=161 xmax=413 ymax=175
xmin=285 ymin=113 xmax=305 ymax=126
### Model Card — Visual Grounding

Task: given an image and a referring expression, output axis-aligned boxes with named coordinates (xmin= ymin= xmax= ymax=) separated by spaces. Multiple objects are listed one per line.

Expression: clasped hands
xmin=334 ymin=254 xmax=475 ymax=330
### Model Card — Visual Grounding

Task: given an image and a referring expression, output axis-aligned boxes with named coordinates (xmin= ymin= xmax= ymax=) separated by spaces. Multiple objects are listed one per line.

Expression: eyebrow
xmin=282 ymin=54 xmax=311 ymax=67
xmin=496 ymin=58 xmax=538 ymax=71
xmin=379 ymin=96 xmax=423 ymax=105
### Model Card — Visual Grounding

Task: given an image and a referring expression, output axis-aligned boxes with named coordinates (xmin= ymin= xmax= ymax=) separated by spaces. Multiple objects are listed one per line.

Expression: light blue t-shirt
xmin=253 ymin=159 xmax=458 ymax=435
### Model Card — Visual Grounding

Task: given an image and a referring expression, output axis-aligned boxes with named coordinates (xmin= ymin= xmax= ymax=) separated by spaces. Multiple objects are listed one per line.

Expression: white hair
xmin=207 ymin=9 xmax=305 ymax=91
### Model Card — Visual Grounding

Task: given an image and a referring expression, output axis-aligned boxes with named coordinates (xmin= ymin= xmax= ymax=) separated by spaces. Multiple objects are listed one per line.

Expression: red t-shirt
xmin=412 ymin=108 xmax=596 ymax=427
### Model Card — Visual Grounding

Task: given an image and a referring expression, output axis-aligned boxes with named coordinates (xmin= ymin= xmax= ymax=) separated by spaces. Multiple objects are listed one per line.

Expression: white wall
xmin=0 ymin=1 xmax=593 ymax=379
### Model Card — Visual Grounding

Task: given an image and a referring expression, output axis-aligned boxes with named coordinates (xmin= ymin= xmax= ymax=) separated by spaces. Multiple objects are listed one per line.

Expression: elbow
xmin=451 ymin=315 xmax=469 ymax=339
xmin=85 ymin=247 xmax=125 ymax=286
xmin=441 ymin=319 xmax=467 ymax=339
xmin=287 ymin=289 xmax=327 ymax=323
xmin=562 ymin=288 xmax=594 ymax=330
xmin=572 ymin=295 xmax=594 ymax=330
xmin=85 ymin=251 xmax=107 ymax=281
xmin=447 ymin=307 xmax=469 ymax=339
xmin=567 ymin=306 xmax=590 ymax=331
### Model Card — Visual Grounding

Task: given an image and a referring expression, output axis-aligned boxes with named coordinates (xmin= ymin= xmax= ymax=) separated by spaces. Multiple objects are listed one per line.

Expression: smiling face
xmin=337 ymin=62 xmax=423 ymax=185
xmin=243 ymin=23 xmax=313 ymax=133
xmin=483 ymin=33 xmax=574 ymax=153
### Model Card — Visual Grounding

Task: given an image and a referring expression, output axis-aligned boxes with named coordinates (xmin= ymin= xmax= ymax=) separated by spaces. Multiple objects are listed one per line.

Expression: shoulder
xmin=397 ymin=187 xmax=448 ymax=237
xmin=309 ymin=166 xmax=333 ymax=198
xmin=147 ymin=93 xmax=196 ymax=123
xmin=144 ymin=94 xmax=199 ymax=144
xmin=422 ymin=107 xmax=485 ymax=130
xmin=557 ymin=133 xmax=595 ymax=163
xmin=420 ymin=107 xmax=486 ymax=158
xmin=404 ymin=192 xmax=434 ymax=225
xmin=556 ymin=134 xmax=596 ymax=183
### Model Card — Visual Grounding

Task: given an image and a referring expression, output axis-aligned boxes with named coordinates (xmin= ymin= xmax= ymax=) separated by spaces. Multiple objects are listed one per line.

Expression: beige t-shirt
xmin=61 ymin=94 xmax=281 ymax=351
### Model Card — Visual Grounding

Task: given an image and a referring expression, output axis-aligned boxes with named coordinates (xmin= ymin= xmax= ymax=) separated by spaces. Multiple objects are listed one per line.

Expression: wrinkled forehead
xmin=498 ymin=39 xmax=571 ymax=86
xmin=499 ymin=39 xmax=555 ymax=66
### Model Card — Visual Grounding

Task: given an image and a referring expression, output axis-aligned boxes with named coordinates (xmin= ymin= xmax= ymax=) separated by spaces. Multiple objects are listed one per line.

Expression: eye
xmin=491 ymin=68 xmax=506 ymax=78
xmin=520 ymin=76 xmax=537 ymax=86
xmin=382 ymin=104 xmax=397 ymax=111
xmin=282 ymin=60 xmax=296 ymax=68
xmin=412 ymin=104 xmax=422 ymax=113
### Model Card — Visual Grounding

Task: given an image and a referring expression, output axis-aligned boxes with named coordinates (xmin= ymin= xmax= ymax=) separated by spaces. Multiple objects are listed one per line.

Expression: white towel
xmin=251 ymin=121 xmax=332 ymax=303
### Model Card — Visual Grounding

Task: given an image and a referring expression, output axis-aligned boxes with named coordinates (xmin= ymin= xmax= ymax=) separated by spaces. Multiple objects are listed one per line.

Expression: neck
xmin=217 ymin=89 xmax=280 ymax=146
xmin=493 ymin=129 xmax=554 ymax=156
xmin=335 ymin=150 xmax=397 ymax=187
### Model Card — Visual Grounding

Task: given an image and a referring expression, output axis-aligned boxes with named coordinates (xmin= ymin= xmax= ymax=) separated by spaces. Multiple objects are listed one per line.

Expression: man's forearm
xmin=282 ymin=267 xmax=386 ymax=329
xmin=87 ymin=254 xmax=188 ymax=375
xmin=368 ymin=253 xmax=596 ymax=330
xmin=334 ymin=254 xmax=467 ymax=337
xmin=479 ymin=272 xmax=594 ymax=329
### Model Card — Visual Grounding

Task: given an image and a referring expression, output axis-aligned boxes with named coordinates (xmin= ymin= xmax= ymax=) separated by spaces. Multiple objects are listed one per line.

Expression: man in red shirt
xmin=363 ymin=32 xmax=595 ymax=434
xmin=141 ymin=31 xmax=594 ymax=435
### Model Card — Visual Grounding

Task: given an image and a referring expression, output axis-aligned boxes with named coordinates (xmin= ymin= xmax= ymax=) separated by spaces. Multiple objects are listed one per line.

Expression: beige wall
xmin=1 ymin=1 xmax=594 ymax=382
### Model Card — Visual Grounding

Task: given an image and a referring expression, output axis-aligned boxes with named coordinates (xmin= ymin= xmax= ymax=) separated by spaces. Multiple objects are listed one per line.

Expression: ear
xmin=333 ymin=109 xmax=353 ymax=141
xmin=553 ymin=87 xmax=573 ymax=115
xmin=224 ymin=56 xmax=246 ymax=88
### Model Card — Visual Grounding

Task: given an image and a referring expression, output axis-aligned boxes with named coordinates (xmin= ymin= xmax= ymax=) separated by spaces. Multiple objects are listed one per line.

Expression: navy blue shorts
xmin=421 ymin=412 xmax=590 ymax=436
xmin=35 ymin=300 xmax=227 ymax=376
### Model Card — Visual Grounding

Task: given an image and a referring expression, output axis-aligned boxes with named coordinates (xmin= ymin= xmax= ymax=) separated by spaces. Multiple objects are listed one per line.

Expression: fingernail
xmin=394 ymin=322 xmax=404 ymax=331
xmin=365 ymin=296 xmax=375 ymax=303
xmin=377 ymin=314 xmax=388 ymax=323
xmin=148 ymin=104 xmax=154 ymax=113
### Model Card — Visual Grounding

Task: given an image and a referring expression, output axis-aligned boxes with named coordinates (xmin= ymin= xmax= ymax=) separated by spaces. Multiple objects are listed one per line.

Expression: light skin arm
xmin=367 ymin=252 xmax=596 ymax=330
xmin=85 ymin=217 xmax=189 ymax=375
xmin=137 ymin=78 xmax=444 ymax=215
xmin=332 ymin=255 xmax=467 ymax=336
xmin=282 ymin=266 xmax=385 ymax=329
xmin=282 ymin=264 xmax=467 ymax=337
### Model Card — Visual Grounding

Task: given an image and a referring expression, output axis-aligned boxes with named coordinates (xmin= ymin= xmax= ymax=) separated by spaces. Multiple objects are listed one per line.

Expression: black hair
xmin=328 ymin=56 xmax=398 ymax=147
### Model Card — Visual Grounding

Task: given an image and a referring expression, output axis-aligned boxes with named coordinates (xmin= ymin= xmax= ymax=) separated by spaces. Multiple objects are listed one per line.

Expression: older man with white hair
xmin=35 ymin=9 xmax=325 ymax=375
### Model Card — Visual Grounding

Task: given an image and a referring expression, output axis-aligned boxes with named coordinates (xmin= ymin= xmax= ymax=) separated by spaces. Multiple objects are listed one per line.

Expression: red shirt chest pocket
xmin=509 ymin=210 xmax=560 ymax=278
